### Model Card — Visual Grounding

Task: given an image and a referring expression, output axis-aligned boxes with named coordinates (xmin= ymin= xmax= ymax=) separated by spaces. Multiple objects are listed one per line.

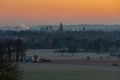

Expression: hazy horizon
xmin=1 ymin=23 xmax=120 ymax=27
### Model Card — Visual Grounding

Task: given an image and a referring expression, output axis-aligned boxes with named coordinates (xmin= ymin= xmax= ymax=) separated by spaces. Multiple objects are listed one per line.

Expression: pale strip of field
xmin=26 ymin=49 xmax=111 ymax=59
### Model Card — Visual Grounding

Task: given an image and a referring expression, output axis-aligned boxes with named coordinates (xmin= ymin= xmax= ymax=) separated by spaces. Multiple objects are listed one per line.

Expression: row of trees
xmin=1 ymin=30 xmax=120 ymax=51
xmin=56 ymin=37 xmax=120 ymax=52
xmin=25 ymin=31 xmax=120 ymax=52
xmin=0 ymin=39 xmax=25 ymax=80
xmin=0 ymin=39 xmax=25 ymax=62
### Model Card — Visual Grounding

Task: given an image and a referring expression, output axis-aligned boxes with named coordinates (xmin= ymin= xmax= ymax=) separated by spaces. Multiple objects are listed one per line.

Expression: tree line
xmin=0 ymin=39 xmax=25 ymax=62
xmin=1 ymin=30 xmax=120 ymax=52
xmin=0 ymin=39 xmax=25 ymax=80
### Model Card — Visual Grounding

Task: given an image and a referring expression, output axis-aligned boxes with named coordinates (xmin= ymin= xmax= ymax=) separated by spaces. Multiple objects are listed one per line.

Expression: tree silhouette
xmin=67 ymin=35 xmax=77 ymax=56
xmin=0 ymin=39 xmax=25 ymax=80
xmin=14 ymin=39 xmax=26 ymax=62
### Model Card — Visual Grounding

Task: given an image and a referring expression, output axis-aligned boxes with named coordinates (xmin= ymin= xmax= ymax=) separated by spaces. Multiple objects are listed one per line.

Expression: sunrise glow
xmin=0 ymin=0 xmax=120 ymax=26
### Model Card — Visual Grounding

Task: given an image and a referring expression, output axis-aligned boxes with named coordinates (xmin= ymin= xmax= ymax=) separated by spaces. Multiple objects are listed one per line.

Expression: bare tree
xmin=0 ymin=39 xmax=24 ymax=80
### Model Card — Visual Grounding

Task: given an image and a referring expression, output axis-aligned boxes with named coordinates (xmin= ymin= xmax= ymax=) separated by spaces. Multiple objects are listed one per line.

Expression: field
xmin=21 ymin=63 xmax=120 ymax=80
xmin=26 ymin=49 xmax=111 ymax=59
xmin=21 ymin=49 xmax=120 ymax=80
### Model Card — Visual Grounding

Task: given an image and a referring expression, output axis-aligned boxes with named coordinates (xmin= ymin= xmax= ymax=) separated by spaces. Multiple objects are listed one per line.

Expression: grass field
xmin=21 ymin=63 xmax=120 ymax=80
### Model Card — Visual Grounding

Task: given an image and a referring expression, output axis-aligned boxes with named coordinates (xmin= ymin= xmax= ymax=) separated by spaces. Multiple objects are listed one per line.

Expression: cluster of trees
xmin=0 ymin=39 xmax=25 ymax=80
xmin=0 ymin=39 xmax=25 ymax=62
xmin=24 ymin=31 xmax=120 ymax=50
xmin=55 ymin=37 xmax=120 ymax=56
xmin=75 ymin=38 xmax=120 ymax=52
xmin=1 ymin=30 xmax=120 ymax=52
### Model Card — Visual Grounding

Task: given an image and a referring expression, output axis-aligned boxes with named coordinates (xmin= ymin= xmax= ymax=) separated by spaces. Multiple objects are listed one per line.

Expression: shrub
xmin=86 ymin=56 xmax=90 ymax=60
xmin=112 ymin=63 xmax=118 ymax=66
xmin=0 ymin=61 xmax=22 ymax=80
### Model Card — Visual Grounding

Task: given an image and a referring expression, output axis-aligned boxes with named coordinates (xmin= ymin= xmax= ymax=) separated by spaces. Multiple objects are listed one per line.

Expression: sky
xmin=0 ymin=0 xmax=120 ymax=26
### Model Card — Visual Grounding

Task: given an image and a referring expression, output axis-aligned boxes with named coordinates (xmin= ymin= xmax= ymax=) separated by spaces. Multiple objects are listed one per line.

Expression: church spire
xmin=60 ymin=22 xmax=63 ymax=31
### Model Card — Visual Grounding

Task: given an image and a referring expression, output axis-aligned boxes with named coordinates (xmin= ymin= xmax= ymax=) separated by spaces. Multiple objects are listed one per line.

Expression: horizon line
xmin=1 ymin=23 xmax=120 ymax=27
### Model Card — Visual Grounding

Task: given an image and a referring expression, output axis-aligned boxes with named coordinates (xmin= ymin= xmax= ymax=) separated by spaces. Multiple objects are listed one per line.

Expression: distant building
xmin=83 ymin=26 xmax=86 ymax=32
xmin=45 ymin=26 xmax=53 ymax=33
xmin=57 ymin=22 xmax=64 ymax=33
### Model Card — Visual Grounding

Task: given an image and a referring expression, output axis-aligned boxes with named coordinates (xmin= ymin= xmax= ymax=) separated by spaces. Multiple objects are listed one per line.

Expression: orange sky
xmin=0 ymin=0 xmax=120 ymax=26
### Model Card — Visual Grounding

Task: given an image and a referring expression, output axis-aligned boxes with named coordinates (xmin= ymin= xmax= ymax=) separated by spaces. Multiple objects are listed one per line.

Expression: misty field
xmin=21 ymin=63 xmax=120 ymax=80
xmin=26 ymin=49 xmax=111 ymax=59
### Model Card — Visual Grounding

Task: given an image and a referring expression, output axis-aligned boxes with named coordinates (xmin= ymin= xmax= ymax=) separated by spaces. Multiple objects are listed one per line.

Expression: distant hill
xmin=0 ymin=24 xmax=120 ymax=31
xmin=30 ymin=24 xmax=120 ymax=31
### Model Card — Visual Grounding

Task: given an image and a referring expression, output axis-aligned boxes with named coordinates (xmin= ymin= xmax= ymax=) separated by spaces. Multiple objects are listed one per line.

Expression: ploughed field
xmin=21 ymin=63 xmax=120 ymax=80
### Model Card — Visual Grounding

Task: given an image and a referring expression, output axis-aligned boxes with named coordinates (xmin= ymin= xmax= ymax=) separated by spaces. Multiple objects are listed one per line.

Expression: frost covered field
xmin=20 ymin=49 xmax=120 ymax=80
xmin=26 ymin=49 xmax=110 ymax=59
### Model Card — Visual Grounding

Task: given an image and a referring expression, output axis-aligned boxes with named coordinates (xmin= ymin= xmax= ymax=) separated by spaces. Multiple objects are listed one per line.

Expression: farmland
xmin=20 ymin=49 xmax=120 ymax=80
xmin=21 ymin=63 xmax=120 ymax=80
xmin=26 ymin=49 xmax=111 ymax=59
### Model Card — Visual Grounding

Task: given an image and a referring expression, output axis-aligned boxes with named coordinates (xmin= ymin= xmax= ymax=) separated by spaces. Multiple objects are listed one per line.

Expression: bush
xmin=0 ymin=61 xmax=22 ymax=80
xmin=86 ymin=56 xmax=90 ymax=60
xmin=39 ymin=58 xmax=51 ymax=63
xmin=112 ymin=63 xmax=118 ymax=66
